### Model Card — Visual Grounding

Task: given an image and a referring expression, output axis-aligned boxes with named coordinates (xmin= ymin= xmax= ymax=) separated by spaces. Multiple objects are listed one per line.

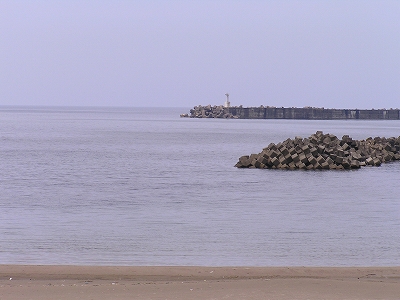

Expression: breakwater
xmin=187 ymin=105 xmax=400 ymax=120
xmin=235 ymin=131 xmax=400 ymax=170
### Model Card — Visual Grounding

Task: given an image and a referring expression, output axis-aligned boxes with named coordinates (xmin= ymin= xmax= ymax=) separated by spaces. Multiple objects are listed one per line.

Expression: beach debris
xmin=235 ymin=131 xmax=400 ymax=170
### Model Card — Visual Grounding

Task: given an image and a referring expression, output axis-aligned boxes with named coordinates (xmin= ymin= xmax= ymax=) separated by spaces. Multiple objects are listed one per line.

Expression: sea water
xmin=0 ymin=106 xmax=399 ymax=266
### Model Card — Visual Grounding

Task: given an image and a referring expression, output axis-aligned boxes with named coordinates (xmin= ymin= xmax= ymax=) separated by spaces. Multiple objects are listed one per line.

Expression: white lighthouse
xmin=224 ymin=93 xmax=230 ymax=108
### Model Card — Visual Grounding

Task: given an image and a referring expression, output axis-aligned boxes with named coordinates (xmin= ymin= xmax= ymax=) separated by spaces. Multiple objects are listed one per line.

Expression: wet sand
xmin=1 ymin=265 xmax=399 ymax=300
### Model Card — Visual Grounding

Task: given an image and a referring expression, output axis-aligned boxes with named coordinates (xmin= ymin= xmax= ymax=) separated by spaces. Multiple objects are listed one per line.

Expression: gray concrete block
xmin=335 ymin=156 xmax=344 ymax=164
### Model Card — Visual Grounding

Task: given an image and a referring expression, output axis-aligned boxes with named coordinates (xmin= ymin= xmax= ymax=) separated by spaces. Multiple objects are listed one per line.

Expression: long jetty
xmin=186 ymin=105 xmax=400 ymax=120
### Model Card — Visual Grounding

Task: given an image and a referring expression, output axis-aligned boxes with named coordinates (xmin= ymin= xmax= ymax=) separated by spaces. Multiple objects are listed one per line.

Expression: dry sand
xmin=1 ymin=265 xmax=399 ymax=300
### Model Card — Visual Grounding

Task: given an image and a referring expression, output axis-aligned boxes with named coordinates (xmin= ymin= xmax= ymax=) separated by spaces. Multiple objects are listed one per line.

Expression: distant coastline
xmin=183 ymin=105 xmax=400 ymax=120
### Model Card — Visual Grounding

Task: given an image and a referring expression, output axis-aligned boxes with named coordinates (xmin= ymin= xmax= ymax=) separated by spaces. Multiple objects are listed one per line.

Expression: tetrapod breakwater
xmin=185 ymin=105 xmax=400 ymax=120
xmin=235 ymin=131 xmax=400 ymax=170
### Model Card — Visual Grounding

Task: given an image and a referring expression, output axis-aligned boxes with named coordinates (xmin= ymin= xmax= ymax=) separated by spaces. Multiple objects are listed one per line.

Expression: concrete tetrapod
xmin=235 ymin=131 xmax=400 ymax=170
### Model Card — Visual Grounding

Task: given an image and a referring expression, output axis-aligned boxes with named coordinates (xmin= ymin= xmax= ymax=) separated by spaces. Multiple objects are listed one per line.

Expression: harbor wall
xmin=188 ymin=105 xmax=400 ymax=120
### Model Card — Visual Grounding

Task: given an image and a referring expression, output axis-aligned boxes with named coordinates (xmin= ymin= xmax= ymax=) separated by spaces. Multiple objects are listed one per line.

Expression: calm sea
xmin=0 ymin=106 xmax=399 ymax=266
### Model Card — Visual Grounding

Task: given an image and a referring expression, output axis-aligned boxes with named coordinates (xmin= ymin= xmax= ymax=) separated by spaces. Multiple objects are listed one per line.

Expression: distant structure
xmin=224 ymin=93 xmax=230 ymax=107
xmin=188 ymin=105 xmax=400 ymax=120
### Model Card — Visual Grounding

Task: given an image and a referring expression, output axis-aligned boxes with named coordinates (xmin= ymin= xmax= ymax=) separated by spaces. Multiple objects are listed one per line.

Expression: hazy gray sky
xmin=1 ymin=0 xmax=399 ymax=108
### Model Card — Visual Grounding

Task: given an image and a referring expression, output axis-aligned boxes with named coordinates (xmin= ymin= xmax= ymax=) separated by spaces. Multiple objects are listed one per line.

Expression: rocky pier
xmin=186 ymin=105 xmax=400 ymax=120
xmin=235 ymin=131 xmax=400 ymax=170
xmin=187 ymin=105 xmax=237 ymax=119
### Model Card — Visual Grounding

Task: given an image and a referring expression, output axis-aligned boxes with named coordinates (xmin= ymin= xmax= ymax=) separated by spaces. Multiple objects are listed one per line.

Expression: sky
xmin=1 ymin=0 xmax=399 ymax=109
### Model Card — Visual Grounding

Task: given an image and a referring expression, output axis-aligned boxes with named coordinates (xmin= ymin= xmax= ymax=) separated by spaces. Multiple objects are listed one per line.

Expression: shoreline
xmin=2 ymin=265 xmax=400 ymax=280
xmin=1 ymin=265 xmax=400 ymax=300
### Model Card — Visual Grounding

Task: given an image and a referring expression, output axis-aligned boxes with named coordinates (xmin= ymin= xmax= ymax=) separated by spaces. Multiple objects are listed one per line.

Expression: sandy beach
xmin=1 ymin=265 xmax=399 ymax=300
